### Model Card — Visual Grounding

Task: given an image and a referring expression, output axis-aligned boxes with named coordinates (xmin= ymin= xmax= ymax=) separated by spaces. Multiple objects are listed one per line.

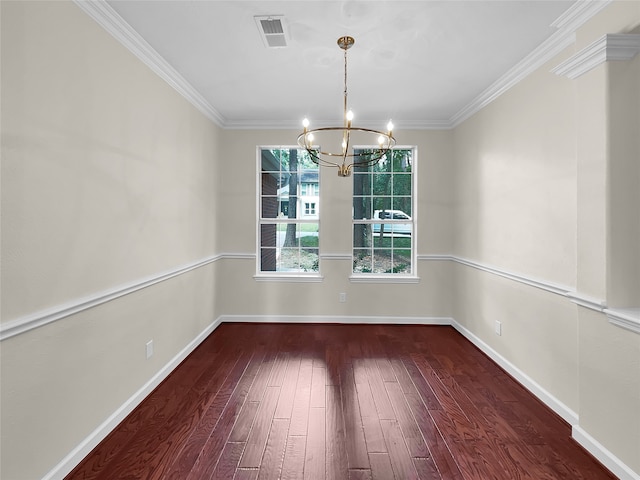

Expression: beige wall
xmin=2 ymin=1 xmax=639 ymax=479
xmin=451 ymin=1 xmax=640 ymax=476
xmin=1 ymin=2 xmax=221 ymax=478
xmin=216 ymin=129 xmax=455 ymax=319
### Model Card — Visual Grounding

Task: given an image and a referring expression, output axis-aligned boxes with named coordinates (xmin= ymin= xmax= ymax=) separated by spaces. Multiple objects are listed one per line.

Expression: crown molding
xmin=449 ymin=31 xmax=576 ymax=127
xmin=552 ymin=34 xmax=640 ymax=79
xmin=550 ymin=0 xmax=612 ymax=30
xmin=74 ymin=0 xmax=613 ymax=131
xmin=73 ymin=0 xmax=226 ymax=126
xmin=449 ymin=0 xmax=612 ymax=127
xmin=223 ymin=118 xmax=454 ymax=131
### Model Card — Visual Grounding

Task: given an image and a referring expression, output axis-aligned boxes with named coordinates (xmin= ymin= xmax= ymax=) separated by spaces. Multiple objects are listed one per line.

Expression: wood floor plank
xmin=68 ymin=324 xmax=618 ymax=480
xmin=339 ymin=362 xmax=370 ymax=469
xmin=234 ymin=468 xmax=259 ymax=480
xmin=309 ymin=366 xmax=326 ymax=408
xmin=414 ymin=457 xmax=442 ymax=480
xmin=380 ymin=419 xmax=420 ymax=480
xmin=369 ymin=453 xmax=395 ymax=480
xmin=210 ymin=442 xmax=245 ymax=480
xmin=304 ymin=407 xmax=326 ymax=480
xmin=229 ymin=401 xmax=260 ymax=443
xmin=239 ymin=386 xmax=281 ymax=468
xmin=95 ymin=351 xmax=244 ymax=480
xmin=288 ymin=358 xmax=312 ymax=436
xmin=246 ymin=350 xmax=278 ymax=403
xmin=274 ymin=355 xmax=301 ymax=419
xmin=280 ymin=435 xmax=306 ymax=480
xmin=404 ymin=392 xmax=464 ymax=480
xmin=385 ymin=381 xmax=429 ymax=458
xmin=353 ymin=359 xmax=387 ymax=453
xmin=326 ymin=385 xmax=349 ymax=480
xmin=165 ymin=348 xmax=265 ymax=479
xmin=349 ymin=469 xmax=373 ymax=480
xmin=256 ymin=418 xmax=289 ymax=480
xmin=364 ymin=358 xmax=396 ymax=420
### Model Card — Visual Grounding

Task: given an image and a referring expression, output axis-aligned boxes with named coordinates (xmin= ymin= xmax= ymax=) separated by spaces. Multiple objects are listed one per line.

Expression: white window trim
xmin=256 ymin=146 xmax=323 ymax=280
xmin=351 ymin=145 xmax=418 ymax=280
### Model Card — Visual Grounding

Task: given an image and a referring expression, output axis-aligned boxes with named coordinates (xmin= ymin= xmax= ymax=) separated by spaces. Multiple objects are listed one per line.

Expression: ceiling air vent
xmin=255 ymin=15 xmax=288 ymax=48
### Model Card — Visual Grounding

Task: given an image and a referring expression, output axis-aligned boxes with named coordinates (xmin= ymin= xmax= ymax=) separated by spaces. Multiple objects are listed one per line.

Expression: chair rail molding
xmin=604 ymin=308 xmax=640 ymax=334
xmin=0 ymin=255 xmax=222 ymax=341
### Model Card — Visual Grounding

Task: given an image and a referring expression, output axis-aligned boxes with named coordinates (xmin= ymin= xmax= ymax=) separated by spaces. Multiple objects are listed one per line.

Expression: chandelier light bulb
xmin=296 ymin=36 xmax=396 ymax=177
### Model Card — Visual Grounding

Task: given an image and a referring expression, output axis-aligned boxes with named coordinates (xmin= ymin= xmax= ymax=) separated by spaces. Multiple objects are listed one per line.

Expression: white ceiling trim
xmin=73 ymin=0 xmax=226 ymax=127
xmin=223 ymin=118 xmax=454 ymax=131
xmin=450 ymin=0 xmax=612 ymax=127
xmin=552 ymin=33 xmax=640 ymax=79
xmin=75 ymin=0 xmax=611 ymax=131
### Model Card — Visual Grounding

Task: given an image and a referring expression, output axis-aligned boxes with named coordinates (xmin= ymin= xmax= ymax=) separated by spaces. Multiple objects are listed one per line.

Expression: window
xmin=352 ymin=148 xmax=414 ymax=275
xmin=302 ymin=183 xmax=319 ymax=196
xmin=304 ymin=202 xmax=316 ymax=215
xmin=259 ymin=147 xmax=319 ymax=273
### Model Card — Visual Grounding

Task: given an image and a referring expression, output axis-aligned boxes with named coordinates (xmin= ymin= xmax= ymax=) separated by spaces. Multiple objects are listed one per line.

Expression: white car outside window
xmin=372 ymin=210 xmax=412 ymax=235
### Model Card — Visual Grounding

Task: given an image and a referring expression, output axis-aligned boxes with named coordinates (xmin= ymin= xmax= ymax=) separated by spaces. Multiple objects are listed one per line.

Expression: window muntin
xmin=352 ymin=148 xmax=414 ymax=275
xmin=259 ymin=147 xmax=319 ymax=273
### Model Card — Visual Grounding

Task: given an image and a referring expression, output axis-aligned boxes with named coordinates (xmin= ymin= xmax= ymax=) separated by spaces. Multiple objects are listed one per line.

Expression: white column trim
xmin=552 ymin=33 xmax=640 ymax=79
xmin=604 ymin=308 xmax=640 ymax=334
xmin=573 ymin=425 xmax=640 ymax=480
xmin=449 ymin=0 xmax=611 ymax=127
xmin=566 ymin=291 xmax=608 ymax=312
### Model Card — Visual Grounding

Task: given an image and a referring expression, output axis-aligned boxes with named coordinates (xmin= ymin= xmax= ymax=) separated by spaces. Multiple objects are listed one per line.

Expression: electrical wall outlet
xmin=339 ymin=292 xmax=347 ymax=303
xmin=495 ymin=321 xmax=502 ymax=336
xmin=146 ymin=340 xmax=154 ymax=359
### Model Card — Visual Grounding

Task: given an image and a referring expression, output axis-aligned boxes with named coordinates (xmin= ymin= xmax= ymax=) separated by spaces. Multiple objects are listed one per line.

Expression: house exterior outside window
xmin=258 ymin=147 xmax=319 ymax=274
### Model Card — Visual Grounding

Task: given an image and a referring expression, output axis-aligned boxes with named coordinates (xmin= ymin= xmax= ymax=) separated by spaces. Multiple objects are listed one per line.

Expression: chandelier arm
xmin=297 ymin=36 xmax=395 ymax=177
xmin=298 ymin=127 xmax=395 ymax=159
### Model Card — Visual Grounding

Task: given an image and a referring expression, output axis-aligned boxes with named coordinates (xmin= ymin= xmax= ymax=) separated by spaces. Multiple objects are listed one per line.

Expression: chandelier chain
xmin=297 ymin=36 xmax=396 ymax=177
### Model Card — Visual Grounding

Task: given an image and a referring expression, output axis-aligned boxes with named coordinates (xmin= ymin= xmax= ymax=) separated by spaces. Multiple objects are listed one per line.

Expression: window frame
xmin=256 ymin=146 xmax=323 ymax=280
xmin=351 ymin=145 xmax=418 ymax=281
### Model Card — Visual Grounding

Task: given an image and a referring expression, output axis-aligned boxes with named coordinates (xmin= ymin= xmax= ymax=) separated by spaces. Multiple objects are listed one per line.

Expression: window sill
xmin=349 ymin=275 xmax=420 ymax=284
xmin=254 ymin=274 xmax=324 ymax=283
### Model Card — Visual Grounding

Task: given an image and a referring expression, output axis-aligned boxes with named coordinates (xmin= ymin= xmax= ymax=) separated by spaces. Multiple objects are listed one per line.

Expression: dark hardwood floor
xmin=66 ymin=323 xmax=616 ymax=479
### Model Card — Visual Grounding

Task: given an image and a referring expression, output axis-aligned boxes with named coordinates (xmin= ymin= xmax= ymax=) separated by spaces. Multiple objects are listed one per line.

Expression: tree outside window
xmin=259 ymin=147 xmax=319 ymax=273
xmin=352 ymin=148 xmax=414 ymax=274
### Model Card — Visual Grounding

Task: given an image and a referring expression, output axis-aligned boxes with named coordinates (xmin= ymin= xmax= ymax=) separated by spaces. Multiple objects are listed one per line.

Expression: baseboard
xmin=450 ymin=318 xmax=579 ymax=426
xmin=573 ymin=425 xmax=640 ymax=480
xmin=451 ymin=319 xmax=639 ymax=479
xmin=41 ymin=317 xmax=223 ymax=480
xmin=43 ymin=315 xmax=637 ymax=480
xmin=219 ymin=314 xmax=453 ymax=325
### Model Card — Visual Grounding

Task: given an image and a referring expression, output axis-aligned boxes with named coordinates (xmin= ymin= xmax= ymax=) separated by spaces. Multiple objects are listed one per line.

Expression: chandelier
xmin=297 ymin=36 xmax=396 ymax=177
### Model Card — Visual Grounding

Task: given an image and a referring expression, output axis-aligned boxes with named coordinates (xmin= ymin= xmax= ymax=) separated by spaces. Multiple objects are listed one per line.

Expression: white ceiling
xmin=105 ymin=0 xmax=577 ymax=129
